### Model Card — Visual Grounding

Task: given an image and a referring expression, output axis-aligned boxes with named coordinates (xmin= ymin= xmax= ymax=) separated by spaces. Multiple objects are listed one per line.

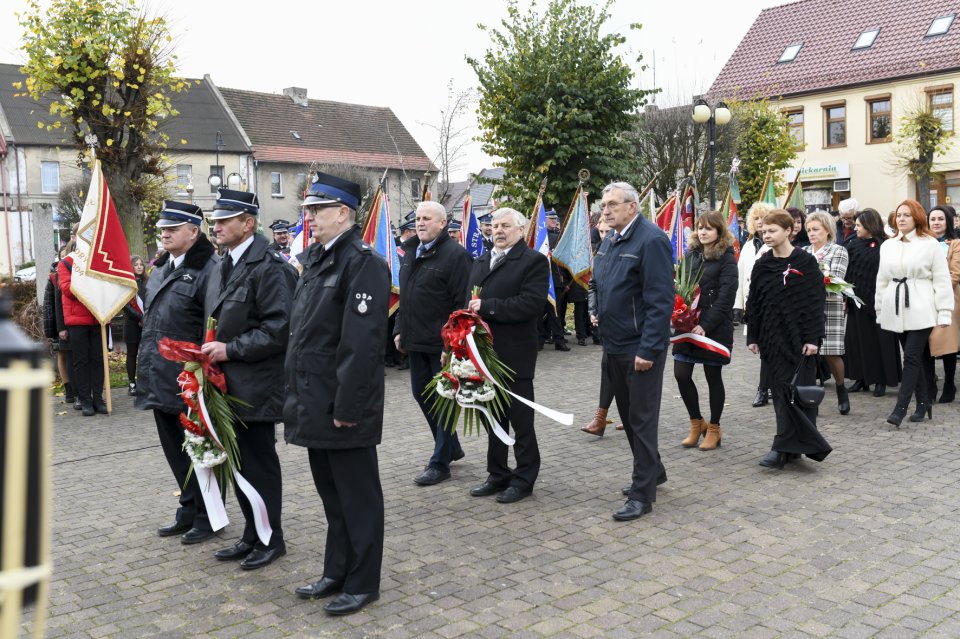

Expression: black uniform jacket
xmin=283 ymin=227 xmax=390 ymax=450
xmin=204 ymin=234 xmax=297 ymax=423
xmin=136 ymin=234 xmax=219 ymax=414
xmin=395 ymin=231 xmax=472 ymax=354
xmin=467 ymin=241 xmax=549 ymax=380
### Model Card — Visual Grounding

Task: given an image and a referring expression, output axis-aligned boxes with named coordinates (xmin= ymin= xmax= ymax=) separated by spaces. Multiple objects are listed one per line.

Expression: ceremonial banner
xmin=70 ymin=160 xmax=137 ymax=324
xmin=552 ymin=186 xmax=592 ymax=288
xmin=720 ymin=184 xmax=741 ymax=260
xmin=286 ymin=207 xmax=311 ymax=270
xmin=461 ymin=196 xmax=486 ymax=258
xmin=760 ymin=168 xmax=778 ymax=206
xmin=529 ymin=196 xmax=557 ymax=310
xmin=654 ymin=194 xmax=676 ymax=231
xmin=360 ymin=186 xmax=401 ymax=314
xmin=785 ymin=171 xmax=805 ymax=211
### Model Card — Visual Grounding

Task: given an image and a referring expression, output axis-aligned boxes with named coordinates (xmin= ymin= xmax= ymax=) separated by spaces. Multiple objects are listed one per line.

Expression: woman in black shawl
xmin=844 ymin=209 xmax=901 ymax=396
xmin=747 ymin=210 xmax=832 ymax=469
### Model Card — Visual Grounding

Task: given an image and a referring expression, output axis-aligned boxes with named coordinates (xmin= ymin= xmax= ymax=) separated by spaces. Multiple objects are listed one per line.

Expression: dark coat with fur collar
xmin=672 ymin=240 xmax=739 ymax=365
xmin=135 ymin=234 xmax=219 ymax=414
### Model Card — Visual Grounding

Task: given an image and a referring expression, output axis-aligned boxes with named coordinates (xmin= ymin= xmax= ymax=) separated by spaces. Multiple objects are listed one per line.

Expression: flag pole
xmin=637 ymin=169 xmax=663 ymax=203
xmin=525 ymin=177 xmax=548 ymax=245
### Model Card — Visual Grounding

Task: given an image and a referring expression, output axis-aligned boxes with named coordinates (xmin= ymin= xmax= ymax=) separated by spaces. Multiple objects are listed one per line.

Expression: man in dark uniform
xmin=268 ymin=219 xmax=291 ymax=253
xmin=466 ymin=207 xmax=549 ymax=504
xmin=447 ymin=219 xmax=463 ymax=243
xmin=538 ymin=210 xmax=570 ymax=351
xmin=284 ymin=172 xmax=389 ymax=616
xmin=394 ymin=200 xmax=471 ymax=486
xmin=201 ymin=189 xmax=297 ymax=569
xmin=136 ymin=200 xmax=219 ymax=544
xmin=592 ymin=181 xmax=673 ymax=521
xmin=478 ymin=213 xmax=494 ymax=252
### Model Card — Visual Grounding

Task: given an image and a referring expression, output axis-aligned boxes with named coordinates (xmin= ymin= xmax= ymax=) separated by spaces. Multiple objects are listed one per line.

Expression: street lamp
xmin=185 ymin=182 xmax=194 ymax=204
xmin=691 ymin=99 xmax=731 ymax=209
xmin=209 ymin=130 xmax=224 ymax=190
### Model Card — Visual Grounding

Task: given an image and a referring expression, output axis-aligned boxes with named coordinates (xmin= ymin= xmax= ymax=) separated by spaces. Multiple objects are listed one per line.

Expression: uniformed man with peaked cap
xmin=201 ymin=188 xmax=297 ymax=570
xmin=284 ymin=171 xmax=389 ymax=615
xmin=268 ymin=219 xmax=291 ymax=252
xmin=136 ymin=200 xmax=220 ymax=545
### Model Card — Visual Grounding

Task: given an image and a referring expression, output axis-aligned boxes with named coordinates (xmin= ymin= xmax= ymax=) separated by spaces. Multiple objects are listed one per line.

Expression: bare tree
xmin=421 ymin=81 xmax=476 ymax=202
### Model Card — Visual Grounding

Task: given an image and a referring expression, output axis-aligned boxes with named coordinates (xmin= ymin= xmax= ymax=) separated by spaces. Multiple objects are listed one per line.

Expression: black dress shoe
xmin=93 ymin=398 xmax=109 ymax=414
xmin=181 ymin=527 xmax=216 ymax=545
xmin=752 ymin=389 xmax=768 ymax=408
xmin=555 ymin=341 xmax=571 ymax=352
xmin=214 ymin=540 xmax=255 ymax=561
xmin=240 ymin=542 xmax=286 ymax=570
xmin=73 ymin=398 xmax=83 ymax=410
xmin=157 ymin=520 xmax=192 ymax=537
xmin=452 ymin=449 xmax=465 ymax=462
xmin=613 ymin=499 xmax=652 ymax=521
xmin=470 ymin=479 xmax=509 ymax=497
xmin=414 ymin=467 xmax=450 ymax=486
xmin=577 ymin=338 xmax=586 ymax=346
xmin=81 ymin=401 xmax=95 ymax=417
xmin=621 ymin=472 xmax=667 ymax=496
xmin=295 ymin=576 xmax=344 ymax=600
xmin=848 ymin=380 xmax=866 ymax=392
xmin=873 ymin=384 xmax=886 ymax=397
xmin=323 ymin=591 xmax=380 ymax=616
xmin=495 ymin=486 xmax=532 ymax=503
xmin=758 ymin=450 xmax=786 ymax=469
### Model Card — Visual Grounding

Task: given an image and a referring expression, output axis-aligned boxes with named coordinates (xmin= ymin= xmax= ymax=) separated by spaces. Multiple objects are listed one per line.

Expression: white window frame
xmin=40 ymin=161 xmax=60 ymax=194
xmin=176 ymin=164 xmax=192 ymax=195
xmin=271 ymin=172 xmax=283 ymax=197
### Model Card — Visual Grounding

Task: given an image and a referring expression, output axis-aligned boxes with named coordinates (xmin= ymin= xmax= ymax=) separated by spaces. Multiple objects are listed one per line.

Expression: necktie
xmin=612 ymin=232 xmax=622 ymax=243
xmin=221 ymin=254 xmax=234 ymax=289
xmin=490 ymin=251 xmax=504 ymax=270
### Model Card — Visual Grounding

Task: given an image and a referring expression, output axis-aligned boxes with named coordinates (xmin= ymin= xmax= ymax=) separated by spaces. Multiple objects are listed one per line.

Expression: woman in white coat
xmin=876 ymin=199 xmax=954 ymax=426
xmin=735 ymin=201 xmax=774 ymax=407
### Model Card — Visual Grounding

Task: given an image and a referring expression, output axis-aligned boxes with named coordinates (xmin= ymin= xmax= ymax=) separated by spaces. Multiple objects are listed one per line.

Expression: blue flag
xmin=463 ymin=204 xmax=486 ymax=258
xmin=552 ymin=186 xmax=592 ymax=288
xmin=360 ymin=187 xmax=401 ymax=314
xmin=530 ymin=198 xmax=557 ymax=309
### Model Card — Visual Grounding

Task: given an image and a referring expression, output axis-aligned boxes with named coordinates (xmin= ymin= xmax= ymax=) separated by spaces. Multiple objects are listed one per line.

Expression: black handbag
xmin=790 ymin=356 xmax=825 ymax=408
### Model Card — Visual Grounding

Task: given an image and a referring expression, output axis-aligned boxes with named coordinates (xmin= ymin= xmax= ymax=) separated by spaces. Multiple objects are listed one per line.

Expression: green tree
xmin=467 ymin=0 xmax=652 ymax=212
xmin=15 ymin=0 xmax=185 ymax=255
xmin=730 ymin=99 xmax=796 ymax=211
xmin=895 ymin=106 xmax=953 ymax=211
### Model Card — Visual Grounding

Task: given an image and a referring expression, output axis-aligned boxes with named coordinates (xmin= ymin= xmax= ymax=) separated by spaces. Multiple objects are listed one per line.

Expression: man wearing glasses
xmin=591 ymin=182 xmax=673 ymax=521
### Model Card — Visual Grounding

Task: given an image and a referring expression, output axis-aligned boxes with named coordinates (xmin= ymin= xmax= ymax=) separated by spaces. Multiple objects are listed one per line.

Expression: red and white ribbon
xmin=456 ymin=397 xmax=515 ymax=446
xmin=465 ymin=330 xmax=574 ymax=429
xmin=195 ymin=388 xmax=274 ymax=546
xmin=670 ymin=333 xmax=731 ymax=358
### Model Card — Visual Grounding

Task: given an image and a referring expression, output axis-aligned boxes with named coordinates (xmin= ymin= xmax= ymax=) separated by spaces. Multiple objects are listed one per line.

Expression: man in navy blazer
xmin=592 ymin=181 xmax=674 ymax=521
xmin=466 ymin=207 xmax=549 ymax=504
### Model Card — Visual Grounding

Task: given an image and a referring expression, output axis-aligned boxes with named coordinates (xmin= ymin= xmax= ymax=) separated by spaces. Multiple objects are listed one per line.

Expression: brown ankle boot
xmin=681 ymin=418 xmax=706 ymax=447
xmin=699 ymin=422 xmax=722 ymax=450
xmin=581 ymin=407 xmax=608 ymax=437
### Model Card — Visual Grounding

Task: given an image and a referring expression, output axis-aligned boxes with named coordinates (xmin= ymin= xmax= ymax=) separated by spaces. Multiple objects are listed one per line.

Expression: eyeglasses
xmin=599 ymin=200 xmax=628 ymax=211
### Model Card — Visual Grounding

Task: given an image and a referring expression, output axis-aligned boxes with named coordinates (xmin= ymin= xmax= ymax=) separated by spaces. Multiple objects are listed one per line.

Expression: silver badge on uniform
xmin=182 ymin=273 xmax=194 ymax=281
xmin=355 ymin=292 xmax=372 ymax=315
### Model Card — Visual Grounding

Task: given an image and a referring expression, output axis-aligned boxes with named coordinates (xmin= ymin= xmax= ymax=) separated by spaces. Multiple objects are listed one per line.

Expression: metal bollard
xmin=0 ymin=291 xmax=52 ymax=638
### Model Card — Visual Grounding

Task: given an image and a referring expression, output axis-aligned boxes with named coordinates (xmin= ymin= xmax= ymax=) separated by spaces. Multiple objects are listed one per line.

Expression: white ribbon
xmin=195 ymin=387 xmax=274 ymax=546
xmin=455 ymin=397 xmax=515 ymax=446
xmin=465 ymin=330 xmax=574 ymax=426
xmin=669 ymin=333 xmax=731 ymax=358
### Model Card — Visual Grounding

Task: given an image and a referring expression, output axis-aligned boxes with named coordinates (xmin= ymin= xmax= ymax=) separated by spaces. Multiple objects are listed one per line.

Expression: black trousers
xmin=126 ymin=340 xmax=140 ymax=382
xmin=571 ymin=301 xmax=588 ymax=340
xmin=407 ymin=350 xmax=463 ymax=470
xmin=235 ymin=421 xmax=284 ymax=548
xmin=538 ymin=302 xmax=565 ymax=342
xmin=308 ymin=447 xmax=383 ymax=594
xmin=154 ymin=410 xmax=211 ymax=531
xmin=486 ymin=378 xmax=540 ymax=490
xmin=897 ymin=328 xmax=933 ymax=409
xmin=606 ymin=350 xmax=667 ymax=503
xmin=68 ymin=325 xmax=103 ymax=402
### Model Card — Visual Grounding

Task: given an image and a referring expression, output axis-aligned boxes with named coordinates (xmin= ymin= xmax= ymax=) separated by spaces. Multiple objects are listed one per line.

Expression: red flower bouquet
xmin=672 ymin=255 xmax=703 ymax=332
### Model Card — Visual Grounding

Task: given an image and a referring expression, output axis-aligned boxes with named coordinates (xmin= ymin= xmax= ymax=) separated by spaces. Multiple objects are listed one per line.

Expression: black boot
xmin=752 ymin=388 xmax=768 ymax=408
xmin=64 ymin=382 xmax=76 ymax=403
xmin=837 ymin=383 xmax=850 ymax=415
xmin=938 ymin=383 xmax=956 ymax=404
xmin=848 ymin=380 xmax=865 ymax=392
xmin=758 ymin=450 xmax=786 ymax=469
xmin=910 ymin=403 xmax=932 ymax=422
xmin=886 ymin=405 xmax=908 ymax=427
xmin=873 ymin=384 xmax=886 ymax=397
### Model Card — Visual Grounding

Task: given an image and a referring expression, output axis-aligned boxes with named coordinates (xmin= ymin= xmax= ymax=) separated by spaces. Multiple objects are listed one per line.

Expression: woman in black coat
xmin=844 ymin=209 xmax=901 ymax=396
xmin=747 ymin=210 xmax=831 ymax=469
xmin=673 ymin=211 xmax=739 ymax=451
xmin=123 ymin=255 xmax=148 ymax=395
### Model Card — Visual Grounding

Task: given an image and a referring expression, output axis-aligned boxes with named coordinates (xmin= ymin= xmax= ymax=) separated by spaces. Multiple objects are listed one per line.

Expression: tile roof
xmin=443 ymin=167 xmax=505 ymax=212
xmin=0 ymin=63 xmax=248 ymax=152
xmin=708 ymin=0 xmax=960 ymax=100
xmin=218 ymin=86 xmax=436 ymax=172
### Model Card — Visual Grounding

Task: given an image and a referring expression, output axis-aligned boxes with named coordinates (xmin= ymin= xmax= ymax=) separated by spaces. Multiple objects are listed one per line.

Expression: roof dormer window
xmin=853 ymin=27 xmax=880 ymax=49
xmin=778 ymin=43 xmax=802 ymax=63
xmin=927 ymin=14 xmax=955 ymax=37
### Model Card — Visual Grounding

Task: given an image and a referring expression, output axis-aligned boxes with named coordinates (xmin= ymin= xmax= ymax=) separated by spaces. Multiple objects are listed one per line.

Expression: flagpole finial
xmin=538 ymin=177 xmax=548 ymax=195
xmin=578 ymin=169 xmax=590 ymax=184
xmin=84 ymin=133 xmax=98 ymax=163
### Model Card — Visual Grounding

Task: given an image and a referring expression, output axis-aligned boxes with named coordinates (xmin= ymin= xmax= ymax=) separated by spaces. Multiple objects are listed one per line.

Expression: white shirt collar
xmin=171 ymin=253 xmax=185 ymax=268
xmin=228 ymin=234 xmax=256 ymax=262
xmin=324 ymin=230 xmax=350 ymax=252
xmin=616 ymin=214 xmax=640 ymax=239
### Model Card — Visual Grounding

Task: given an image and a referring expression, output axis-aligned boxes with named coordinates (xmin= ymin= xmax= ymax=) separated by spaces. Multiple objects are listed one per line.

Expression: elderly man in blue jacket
xmin=592 ymin=181 xmax=674 ymax=521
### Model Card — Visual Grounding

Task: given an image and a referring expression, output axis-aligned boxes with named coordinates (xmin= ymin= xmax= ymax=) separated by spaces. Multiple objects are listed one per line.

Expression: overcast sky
xmin=0 ymin=0 xmax=790 ymax=181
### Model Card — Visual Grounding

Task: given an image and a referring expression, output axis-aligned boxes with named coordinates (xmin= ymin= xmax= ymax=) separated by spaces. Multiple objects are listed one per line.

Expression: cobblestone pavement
xmin=24 ymin=341 xmax=960 ymax=638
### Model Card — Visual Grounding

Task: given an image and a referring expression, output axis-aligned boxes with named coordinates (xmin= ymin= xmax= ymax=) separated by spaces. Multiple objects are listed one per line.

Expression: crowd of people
xmin=46 ymin=166 xmax=960 ymax=616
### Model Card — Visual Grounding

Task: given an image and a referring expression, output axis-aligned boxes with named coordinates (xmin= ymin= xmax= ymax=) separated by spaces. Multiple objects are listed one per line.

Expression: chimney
xmin=283 ymin=87 xmax=309 ymax=107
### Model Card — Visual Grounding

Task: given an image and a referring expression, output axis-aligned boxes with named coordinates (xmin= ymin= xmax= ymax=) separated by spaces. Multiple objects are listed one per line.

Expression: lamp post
xmin=691 ymin=99 xmax=731 ymax=209
xmin=185 ymin=182 xmax=194 ymax=205
xmin=209 ymin=131 xmax=224 ymax=190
